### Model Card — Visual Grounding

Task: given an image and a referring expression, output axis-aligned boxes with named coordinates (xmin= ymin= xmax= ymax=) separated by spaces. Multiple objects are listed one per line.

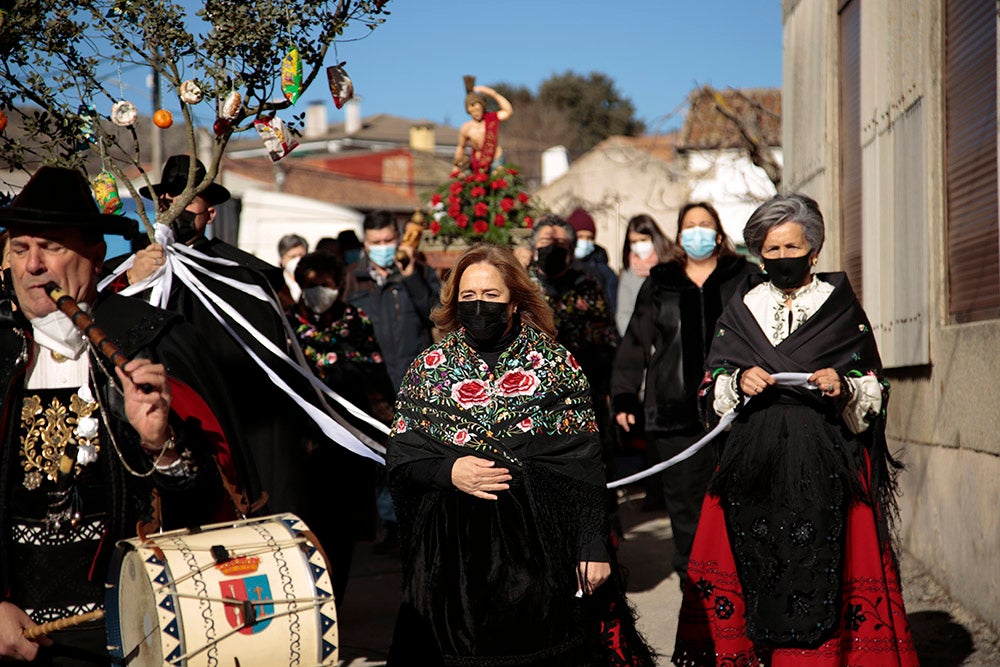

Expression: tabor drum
xmin=105 ymin=513 xmax=338 ymax=666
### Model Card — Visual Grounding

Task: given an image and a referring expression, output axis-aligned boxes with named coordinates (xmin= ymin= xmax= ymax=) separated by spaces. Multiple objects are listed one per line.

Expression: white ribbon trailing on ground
xmin=607 ymin=372 xmax=815 ymax=489
xmin=98 ymin=224 xmax=388 ymax=464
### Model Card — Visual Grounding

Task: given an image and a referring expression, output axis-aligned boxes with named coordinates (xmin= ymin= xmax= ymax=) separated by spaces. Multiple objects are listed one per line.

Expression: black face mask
xmin=762 ymin=255 xmax=813 ymax=290
xmin=536 ymin=245 xmax=569 ymax=276
xmin=170 ymin=209 xmax=200 ymax=244
xmin=457 ymin=300 xmax=510 ymax=345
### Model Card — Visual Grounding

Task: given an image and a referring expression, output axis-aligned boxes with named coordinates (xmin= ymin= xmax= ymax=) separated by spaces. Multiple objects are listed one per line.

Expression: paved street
xmin=333 ymin=492 xmax=1000 ymax=666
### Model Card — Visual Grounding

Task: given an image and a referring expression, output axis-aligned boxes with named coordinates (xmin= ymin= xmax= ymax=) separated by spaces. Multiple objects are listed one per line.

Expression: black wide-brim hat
xmin=0 ymin=166 xmax=138 ymax=239
xmin=138 ymin=154 xmax=231 ymax=207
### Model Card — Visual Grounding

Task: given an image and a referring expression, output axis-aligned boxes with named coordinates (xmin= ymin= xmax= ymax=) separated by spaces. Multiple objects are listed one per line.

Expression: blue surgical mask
xmin=574 ymin=239 xmax=595 ymax=259
xmin=367 ymin=244 xmax=397 ymax=269
xmin=680 ymin=227 xmax=718 ymax=260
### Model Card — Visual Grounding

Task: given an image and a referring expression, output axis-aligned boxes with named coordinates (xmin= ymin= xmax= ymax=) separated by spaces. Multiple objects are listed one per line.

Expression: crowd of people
xmin=0 ymin=158 xmax=917 ymax=667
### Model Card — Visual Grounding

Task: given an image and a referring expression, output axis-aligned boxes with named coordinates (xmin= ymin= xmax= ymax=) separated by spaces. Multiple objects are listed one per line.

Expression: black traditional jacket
xmin=612 ymin=255 xmax=756 ymax=433
xmin=0 ymin=294 xmax=230 ymax=619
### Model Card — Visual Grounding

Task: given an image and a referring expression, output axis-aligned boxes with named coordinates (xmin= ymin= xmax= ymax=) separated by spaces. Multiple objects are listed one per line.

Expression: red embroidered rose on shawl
xmin=451 ymin=379 xmax=491 ymax=407
xmin=497 ymin=369 xmax=539 ymax=397
xmin=424 ymin=349 xmax=446 ymax=369
xmin=517 ymin=417 xmax=533 ymax=432
xmin=453 ymin=429 xmax=470 ymax=445
xmin=396 ymin=417 xmax=407 ymax=433
xmin=567 ymin=353 xmax=580 ymax=370
xmin=527 ymin=351 xmax=544 ymax=369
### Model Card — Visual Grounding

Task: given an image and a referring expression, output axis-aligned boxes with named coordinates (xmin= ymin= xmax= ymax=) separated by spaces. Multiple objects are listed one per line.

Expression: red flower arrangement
xmin=427 ymin=165 xmax=538 ymax=245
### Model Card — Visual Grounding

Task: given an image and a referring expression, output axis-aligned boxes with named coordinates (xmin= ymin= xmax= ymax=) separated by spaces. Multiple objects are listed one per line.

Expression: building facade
xmin=782 ymin=0 xmax=998 ymax=626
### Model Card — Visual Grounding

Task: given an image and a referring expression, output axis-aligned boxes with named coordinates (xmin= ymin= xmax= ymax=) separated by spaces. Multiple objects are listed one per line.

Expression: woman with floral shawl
xmin=671 ymin=195 xmax=917 ymax=666
xmin=386 ymin=244 xmax=652 ymax=667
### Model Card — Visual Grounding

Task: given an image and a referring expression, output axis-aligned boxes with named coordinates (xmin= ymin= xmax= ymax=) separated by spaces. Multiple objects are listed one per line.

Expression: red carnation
xmin=464 ymin=174 xmax=475 ymax=184
xmin=470 ymin=186 xmax=486 ymax=199
xmin=517 ymin=192 xmax=530 ymax=204
xmin=490 ymin=179 xmax=508 ymax=190
xmin=500 ymin=197 xmax=515 ymax=212
xmin=473 ymin=220 xmax=489 ymax=234
xmin=429 ymin=220 xmax=441 ymax=234
xmin=449 ymin=181 xmax=463 ymax=194
xmin=474 ymin=172 xmax=489 ymax=183
xmin=455 ymin=213 xmax=469 ymax=228
xmin=448 ymin=203 xmax=461 ymax=217
xmin=473 ymin=201 xmax=489 ymax=217
xmin=430 ymin=193 xmax=442 ymax=206
xmin=506 ymin=167 xmax=519 ymax=176
xmin=494 ymin=213 xmax=506 ymax=227
xmin=524 ymin=216 xmax=534 ymax=228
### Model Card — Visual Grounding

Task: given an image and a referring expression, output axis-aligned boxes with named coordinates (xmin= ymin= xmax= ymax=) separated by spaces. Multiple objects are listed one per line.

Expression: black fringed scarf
xmin=700 ymin=272 xmax=903 ymax=647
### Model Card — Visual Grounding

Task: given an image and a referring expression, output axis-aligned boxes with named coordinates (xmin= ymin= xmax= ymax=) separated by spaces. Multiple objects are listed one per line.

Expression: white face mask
xmin=31 ymin=308 xmax=89 ymax=359
xmin=302 ymin=286 xmax=339 ymax=314
xmin=284 ymin=255 xmax=302 ymax=277
xmin=630 ymin=240 xmax=655 ymax=260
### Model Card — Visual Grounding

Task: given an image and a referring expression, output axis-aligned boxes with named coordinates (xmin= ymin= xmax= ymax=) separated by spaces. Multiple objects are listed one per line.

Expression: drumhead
xmin=106 ymin=545 xmax=167 ymax=666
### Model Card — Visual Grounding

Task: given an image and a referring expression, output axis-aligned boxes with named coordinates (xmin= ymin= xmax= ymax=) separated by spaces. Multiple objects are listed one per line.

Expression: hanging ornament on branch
xmin=326 ymin=62 xmax=354 ymax=109
xmin=281 ymin=46 xmax=303 ymax=104
xmin=110 ymin=100 xmax=138 ymax=127
xmin=153 ymin=109 xmax=173 ymax=128
xmin=254 ymin=115 xmax=298 ymax=162
xmin=179 ymin=80 xmax=203 ymax=105
xmin=91 ymin=169 xmax=123 ymax=215
xmin=0 ymin=110 xmax=7 ymax=133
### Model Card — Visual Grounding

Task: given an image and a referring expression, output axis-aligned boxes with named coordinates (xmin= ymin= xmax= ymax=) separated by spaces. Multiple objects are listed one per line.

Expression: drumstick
xmin=22 ymin=610 xmax=105 ymax=639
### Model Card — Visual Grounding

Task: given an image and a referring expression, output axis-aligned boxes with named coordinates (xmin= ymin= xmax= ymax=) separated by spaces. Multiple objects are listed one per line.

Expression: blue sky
xmin=115 ymin=1 xmax=782 ymax=135
xmin=309 ymin=0 xmax=784 ymax=132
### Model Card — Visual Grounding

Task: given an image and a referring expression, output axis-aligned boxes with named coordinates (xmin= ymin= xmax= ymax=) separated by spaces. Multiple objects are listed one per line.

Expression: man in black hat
xmin=0 ymin=166 xmax=248 ymax=663
xmin=107 ymin=155 xmax=314 ymax=520
xmin=121 ymin=154 xmax=280 ymax=289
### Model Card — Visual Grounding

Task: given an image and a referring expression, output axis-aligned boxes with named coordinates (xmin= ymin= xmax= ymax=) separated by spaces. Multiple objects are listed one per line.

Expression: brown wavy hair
xmin=432 ymin=244 xmax=556 ymax=339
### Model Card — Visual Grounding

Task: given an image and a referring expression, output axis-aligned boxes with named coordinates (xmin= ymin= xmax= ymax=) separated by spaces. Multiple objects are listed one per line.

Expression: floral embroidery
xmin=451 ymin=379 xmax=492 ymax=408
xmin=714 ymin=595 xmax=735 ymax=620
xmin=845 ymin=602 xmax=867 ymax=630
xmin=291 ymin=305 xmax=383 ymax=378
xmin=424 ymin=349 xmax=446 ymax=369
xmin=496 ymin=369 xmax=539 ymax=398
xmin=390 ymin=327 xmax=597 ymax=456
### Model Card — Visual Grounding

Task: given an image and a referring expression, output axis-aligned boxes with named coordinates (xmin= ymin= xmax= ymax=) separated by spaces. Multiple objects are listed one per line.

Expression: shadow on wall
xmin=908 ymin=610 xmax=974 ymax=667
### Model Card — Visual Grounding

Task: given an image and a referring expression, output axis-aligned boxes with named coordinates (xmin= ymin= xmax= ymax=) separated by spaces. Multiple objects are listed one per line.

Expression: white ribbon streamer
xmin=98 ymin=225 xmax=388 ymax=463
xmin=607 ymin=372 xmax=815 ymax=489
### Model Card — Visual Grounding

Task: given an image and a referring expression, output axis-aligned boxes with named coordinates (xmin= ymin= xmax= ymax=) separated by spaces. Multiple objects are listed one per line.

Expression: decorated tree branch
xmin=0 ymin=0 xmax=388 ymax=237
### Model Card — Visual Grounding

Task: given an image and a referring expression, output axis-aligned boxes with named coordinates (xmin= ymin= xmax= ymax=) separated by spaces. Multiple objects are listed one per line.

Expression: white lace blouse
xmin=713 ymin=277 xmax=882 ymax=433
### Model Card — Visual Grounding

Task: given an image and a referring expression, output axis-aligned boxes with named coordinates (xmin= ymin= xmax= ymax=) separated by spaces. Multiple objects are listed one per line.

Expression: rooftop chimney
xmin=304 ymin=101 xmax=328 ymax=139
xmin=344 ymin=98 xmax=362 ymax=135
xmin=542 ymin=145 xmax=570 ymax=185
xmin=409 ymin=123 xmax=436 ymax=152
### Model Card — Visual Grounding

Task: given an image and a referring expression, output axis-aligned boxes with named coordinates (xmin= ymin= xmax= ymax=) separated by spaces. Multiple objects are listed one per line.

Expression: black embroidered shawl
xmin=699 ymin=272 xmax=902 ymax=648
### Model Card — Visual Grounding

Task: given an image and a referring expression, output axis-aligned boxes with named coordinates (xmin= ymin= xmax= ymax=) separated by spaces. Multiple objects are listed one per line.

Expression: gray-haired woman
xmin=672 ymin=194 xmax=917 ymax=666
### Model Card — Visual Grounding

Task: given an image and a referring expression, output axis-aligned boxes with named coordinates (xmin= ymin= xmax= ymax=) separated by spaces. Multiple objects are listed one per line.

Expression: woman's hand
xmin=808 ymin=368 xmax=843 ymax=398
xmin=451 ymin=456 xmax=511 ymax=500
xmin=615 ymin=412 xmax=635 ymax=433
xmin=577 ymin=561 xmax=611 ymax=595
xmin=739 ymin=366 xmax=775 ymax=396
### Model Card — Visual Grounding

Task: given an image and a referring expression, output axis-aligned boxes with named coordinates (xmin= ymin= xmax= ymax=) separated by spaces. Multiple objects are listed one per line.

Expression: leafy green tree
xmin=537 ymin=71 xmax=645 ymax=154
xmin=0 ymin=0 xmax=389 ymax=235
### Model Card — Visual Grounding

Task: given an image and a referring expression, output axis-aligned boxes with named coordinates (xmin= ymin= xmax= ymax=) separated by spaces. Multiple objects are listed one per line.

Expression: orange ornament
xmin=0 ymin=110 xmax=7 ymax=132
xmin=153 ymin=109 xmax=173 ymax=128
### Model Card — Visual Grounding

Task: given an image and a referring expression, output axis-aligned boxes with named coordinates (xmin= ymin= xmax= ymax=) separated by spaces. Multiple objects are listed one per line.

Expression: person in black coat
xmin=611 ymin=201 xmax=756 ymax=587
